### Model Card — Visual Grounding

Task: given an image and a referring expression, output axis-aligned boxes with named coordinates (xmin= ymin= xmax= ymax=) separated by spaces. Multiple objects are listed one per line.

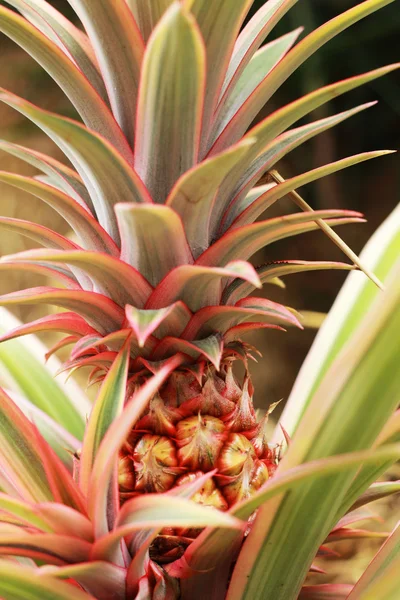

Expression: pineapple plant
xmin=0 ymin=0 xmax=399 ymax=598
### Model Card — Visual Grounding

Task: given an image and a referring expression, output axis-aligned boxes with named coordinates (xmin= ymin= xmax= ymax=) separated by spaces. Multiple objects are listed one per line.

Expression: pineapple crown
xmin=0 ymin=0 xmax=397 ymax=379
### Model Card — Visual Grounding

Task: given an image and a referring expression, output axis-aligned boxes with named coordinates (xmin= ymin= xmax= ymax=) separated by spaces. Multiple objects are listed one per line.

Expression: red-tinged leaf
xmin=0 ymin=172 xmax=118 ymax=255
xmin=116 ymin=204 xmax=193 ymax=286
xmin=0 ymin=89 xmax=151 ymax=243
xmin=220 ymin=0 xmax=299 ymax=104
xmin=93 ymin=494 xmax=243 ymax=563
xmin=0 ymin=287 xmax=124 ymax=334
xmin=32 ymin=430 xmax=86 ymax=514
xmin=72 ymin=329 xmax=151 ymax=361
xmin=183 ymin=0 xmax=253 ymax=146
xmin=152 ymin=334 xmax=223 ymax=370
xmin=0 ymin=525 xmax=91 ymax=564
xmin=128 ymin=0 xmax=174 ymax=42
xmin=8 ymin=0 xmax=107 ymax=99
xmin=134 ymin=3 xmax=205 ymax=202
xmin=0 ymin=261 xmax=79 ymax=289
xmin=326 ymin=528 xmax=388 ymax=542
xmin=197 ymin=210 xmax=364 ymax=268
xmin=79 ymin=341 xmax=130 ymax=502
xmin=68 ymin=0 xmax=144 ymax=147
xmin=37 ymin=503 xmax=92 ymax=541
xmin=0 ymin=561 xmax=96 ymax=600
xmin=349 ymin=481 xmax=400 ymax=512
xmin=88 ymin=356 xmax=183 ymax=538
xmin=0 ymin=313 xmax=98 ymax=347
xmin=182 ymin=297 xmax=302 ymax=340
xmin=224 ymin=322 xmax=285 ymax=344
xmin=213 ymin=103 xmax=374 ymax=237
xmin=38 ymin=562 xmax=126 ymax=600
xmin=6 ymin=248 xmax=153 ymax=308
xmin=227 ymin=151 xmax=393 ymax=230
xmin=0 ymin=388 xmax=55 ymax=503
xmin=347 ymin=520 xmax=400 ymax=599
xmin=222 ymin=261 xmax=356 ymax=305
xmin=0 ymin=216 xmax=79 ymax=251
xmin=333 ymin=508 xmax=377 ymax=531
xmin=0 ymin=5 xmax=130 ymax=157
xmin=0 ymin=139 xmax=93 ymax=211
xmin=211 ymin=5 xmax=400 ymax=153
xmin=0 ymin=494 xmax=54 ymax=532
xmin=126 ymin=302 xmax=191 ymax=347
xmin=299 ymin=584 xmax=353 ymax=599
xmin=166 ymin=139 xmax=255 ymax=257
xmin=213 ymin=28 xmax=303 ymax=142
xmin=147 ymin=261 xmax=261 ymax=312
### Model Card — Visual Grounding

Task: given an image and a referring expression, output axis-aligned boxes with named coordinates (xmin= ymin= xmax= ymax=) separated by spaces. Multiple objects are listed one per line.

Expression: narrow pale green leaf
xmin=0 ymin=140 xmax=93 ymax=211
xmin=211 ymin=0 xmax=399 ymax=150
xmin=220 ymin=0 xmax=299 ymax=102
xmin=228 ymin=151 xmax=393 ymax=229
xmin=79 ymin=340 xmax=130 ymax=496
xmin=0 ymin=287 xmax=124 ymax=335
xmin=0 ymin=89 xmax=151 ymax=244
xmin=0 ymin=308 xmax=87 ymax=439
xmin=349 ymin=481 xmax=400 ymax=512
xmin=134 ymin=3 xmax=205 ymax=202
xmin=67 ymin=0 xmax=144 ymax=147
xmin=0 ymin=172 xmax=117 ymax=255
xmin=0 ymin=388 xmax=55 ymax=503
xmin=230 ymin=260 xmax=400 ymax=600
xmin=278 ymin=203 xmax=400 ymax=437
xmin=116 ymin=204 xmax=193 ymax=286
xmin=89 ymin=356 xmax=182 ymax=536
xmin=166 ymin=139 xmax=255 ymax=257
xmin=198 ymin=209 xmax=364 ymax=268
xmin=38 ymin=563 xmax=126 ymax=600
xmin=128 ymin=0 xmax=174 ymax=41
xmin=223 ymin=261 xmax=355 ymax=306
xmin=348 ymin=521 xmax=400 ymax=599
xmin=183 ymin=0 xmax=252 ymax=144
xmin=147 ymin=261 xmax=261 ymax=312
xmin=213 ymin=28 xmax=303 ymax=140
xmin=93 ymin=495 xmax=243 ymax=562
xmin=175 ymin=444 xmax=400 ymax=600
xmin=5 ymin=0 xmax=108 ymax=101
xmin=0 ymin=5 xmax=130 ymax=157
xmin=212 ymin=102 xmax=375 ymax=238
xmin=0 ymin=562 xmax=95 ymax=600
xmin=5 ymin=248 xmax=152 ymax=308
xmin=0 ymin=216 xmax=80 ymax=251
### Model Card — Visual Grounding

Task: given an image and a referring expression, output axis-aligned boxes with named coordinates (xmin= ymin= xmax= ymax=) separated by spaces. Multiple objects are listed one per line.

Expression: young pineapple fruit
xmin=0 ymin=0 xmax=396 ymax=563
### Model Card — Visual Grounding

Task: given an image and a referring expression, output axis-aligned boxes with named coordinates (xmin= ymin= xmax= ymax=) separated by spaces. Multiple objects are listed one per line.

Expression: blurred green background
xmin=0 ymin=0 xmax=399 ymax=406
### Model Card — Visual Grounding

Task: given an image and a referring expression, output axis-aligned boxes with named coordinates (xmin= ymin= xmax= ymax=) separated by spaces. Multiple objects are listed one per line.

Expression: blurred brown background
xmin=0 ymin=0 xmax=399 ymax=410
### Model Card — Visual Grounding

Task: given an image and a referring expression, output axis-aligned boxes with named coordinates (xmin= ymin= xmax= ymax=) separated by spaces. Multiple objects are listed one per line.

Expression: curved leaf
xmin=147 ymin=261 xmax=261 ymax=311
xmin=126 ymin=302 xmax=191 ymax=347
xmin=210 ymin=1 xmax=399 ymax=151
xmin=0 ymin=139 xmax=93 ymax=211
xmin=128 ymin=0 xmax=174 ymax=41
xmin=0 ymin=287 xmax=124 ymax=334
xmin=182 ymin=297 xmax=301 ymax=340
xmin=6 ymin=248 xmax=153 ymax=308
xmin=4 ymin=0 xmax=107 ymax=101
xmin=220 ymin=0 xmax=299 ymax=103
xmin=198 ymin=209 xmax=364 ymax=268
xmin=0 ymin=172 xmax=117 ymax=255
xmin=166 ymin=139 xmax=255 ymax=257
xmin=223 ymin=261 xmax=355 ymax=305
xmin=0 ymin=89 xmax=151 ymax=243
xmin=0 ymin=5 xmax=129 ymax=156
xmin=134 ymin=3 xmax=205 ymax=202
xmin=0 ymin=561 xmax=95 ymax=600
xmin=0 ymin=216 xmax=79 ymax=250
xmin=68 ymin=0 xmax=144 ymax=147
xmin=116 ymin=204 xmax=193 ymax=286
